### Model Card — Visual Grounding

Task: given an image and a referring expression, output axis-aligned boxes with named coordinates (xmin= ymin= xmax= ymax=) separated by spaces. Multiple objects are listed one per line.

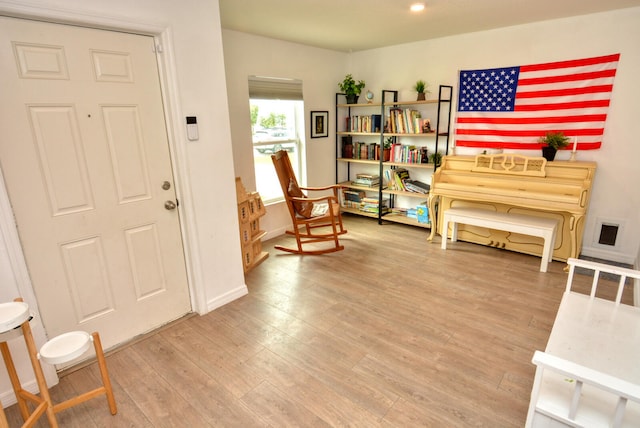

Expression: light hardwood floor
xmin=5 ymin=214 xmax=633 ymax=427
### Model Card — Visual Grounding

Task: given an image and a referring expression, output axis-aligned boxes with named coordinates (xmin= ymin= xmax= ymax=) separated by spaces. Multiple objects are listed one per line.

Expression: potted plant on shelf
xmin=429 ymin=151 xmax=442 ymax=166
xmin=339 ymin=74 xmax=365 ymax=104
xmin=538 ymin=131 xmax=569 ymax=161
xmin=414 ymin=80 xmax=430 ymax=101
xmin=383 ymin=137 xmax=393 ymax=161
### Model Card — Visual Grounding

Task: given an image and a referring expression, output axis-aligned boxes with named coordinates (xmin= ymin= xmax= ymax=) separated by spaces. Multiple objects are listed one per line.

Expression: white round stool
xmin=38 ymin=330 xmax=117 ymax=416
xmin=0 ymin=301 xmax=30 ymax=340
xmin=0 ymin=299 xmax=57 ymax=427
xmin=38 ymin=331 xmax=92 ymax=365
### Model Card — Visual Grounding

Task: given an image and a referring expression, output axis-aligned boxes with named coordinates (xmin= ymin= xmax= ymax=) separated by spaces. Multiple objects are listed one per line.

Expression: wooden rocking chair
xmin=271 ymin=150 xmax=346 ymax=254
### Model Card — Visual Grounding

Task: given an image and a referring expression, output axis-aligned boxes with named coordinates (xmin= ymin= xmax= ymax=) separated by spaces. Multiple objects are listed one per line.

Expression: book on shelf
xmin=390 ymin=144 xmax=429 ymax=163
xmin=359 ymin=143 xmax=368 ymax=159
xmin=372 ymin=114 xmax=382 ymax=133
xmin=351 ymin=177 xmax=379 ymax=187
xmin=385 ymin=108 xmax=432 ymax=135
xmin=416 ymin=204 xmax=429 ymax=224
xmin=394 ymin=203 xmax=429 ymax=224
xmin=356 ymin=173 xmax=378 ymax=179
xmin=389 ymin=207 xmax=408 ymax=215
xmin=384 ymin=169 xmax=430 ymax=194
xmin=347 ymin=141 xmax=381 ymax=160
xmin=404 ymin=179 xmax=430 ymax=194
xmin=359 ymin=196 xmax=389 ymax=214
xmin=342 ymin=200 xmax=361 ymax=209
xmin=342 ymin=189 xmax=366 ymax=202
xmin=341 ymin=136 xmax=353 ymax=158
xmin=347 ymin=114 xmax=382 ymax=133
xmin=388 ymin=168 xmax=410 ymax=191
xmin=352 ymin=173 xmax=380 ymax=187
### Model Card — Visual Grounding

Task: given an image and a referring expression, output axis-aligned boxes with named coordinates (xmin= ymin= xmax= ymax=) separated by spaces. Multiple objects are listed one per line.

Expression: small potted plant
xmin=414 ymin=80 xmax=430 ymax=101
xmin=339 ymin=74 xmax=365 ymax=104
xmin=429 ymin=151 xmax=442 ymax=166
xmin=383 ymin=137 xmax=393 ymax=161
xmin=538 ymin=131 xmax=569 ymax=161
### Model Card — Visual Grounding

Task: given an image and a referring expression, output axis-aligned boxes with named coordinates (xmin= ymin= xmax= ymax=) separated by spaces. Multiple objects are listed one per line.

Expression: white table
xmin=530 ymin=292 xmax=640 ymax=427
xmin=547 ymin=292 xmax=640 ymax=382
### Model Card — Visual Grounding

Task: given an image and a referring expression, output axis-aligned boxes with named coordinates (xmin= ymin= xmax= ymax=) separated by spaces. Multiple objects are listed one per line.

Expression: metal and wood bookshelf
xmin=335 ymin=85 xmax=453 ymax=228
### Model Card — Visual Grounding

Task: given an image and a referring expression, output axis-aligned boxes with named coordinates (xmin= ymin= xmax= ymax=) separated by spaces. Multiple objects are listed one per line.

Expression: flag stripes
xmin=455 ymin=53 xmax=619 ymax=150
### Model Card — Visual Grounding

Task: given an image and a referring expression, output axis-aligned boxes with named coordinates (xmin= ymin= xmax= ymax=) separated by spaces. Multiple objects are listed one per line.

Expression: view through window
xmin=251 ymin=98 xmax=304 ymax=202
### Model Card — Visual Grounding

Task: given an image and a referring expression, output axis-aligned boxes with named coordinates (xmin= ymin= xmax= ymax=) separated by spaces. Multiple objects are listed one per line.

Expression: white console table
xmin=526 ymin=258 xmax=640 ymax=427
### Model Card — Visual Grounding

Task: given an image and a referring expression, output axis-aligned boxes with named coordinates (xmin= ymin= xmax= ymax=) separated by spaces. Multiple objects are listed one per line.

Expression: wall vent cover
xmin=598 ymin=223 xmax=619 ymax=246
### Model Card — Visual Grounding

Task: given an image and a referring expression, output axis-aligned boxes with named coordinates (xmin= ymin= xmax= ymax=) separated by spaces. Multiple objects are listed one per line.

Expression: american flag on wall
xmin=455 ymin=53 xmax=620 ymax=150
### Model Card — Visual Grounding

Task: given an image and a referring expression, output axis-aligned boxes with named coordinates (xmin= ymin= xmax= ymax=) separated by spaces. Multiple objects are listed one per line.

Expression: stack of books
xmin=359 ymin=197 xmax=389 ymax=214
xmin=406 ymin=204 xmax=429 ymax=224
xmin=342 ymin=189 xmax=366 ymax=209
xmin=404 ymin=179 xmax=430 ymax=194
xmin=351 ymin=173 xmax=380 ymax=187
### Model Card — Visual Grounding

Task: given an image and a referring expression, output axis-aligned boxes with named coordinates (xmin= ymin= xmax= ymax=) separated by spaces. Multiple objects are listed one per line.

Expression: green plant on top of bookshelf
xmin=414 ymin=79 xmax=430 ymax=101
xmin=339 ymin=74 xmax=366 ymax=104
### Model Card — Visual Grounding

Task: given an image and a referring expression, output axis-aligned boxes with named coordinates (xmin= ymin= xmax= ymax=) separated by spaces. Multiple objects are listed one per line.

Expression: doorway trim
xmin=0 ymin=4 xmax=206 ymax=315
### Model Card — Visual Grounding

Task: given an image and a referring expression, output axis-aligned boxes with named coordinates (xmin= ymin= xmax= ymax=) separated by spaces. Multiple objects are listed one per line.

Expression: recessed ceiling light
xmin=410 ymin=3 xmax=425 ymax=12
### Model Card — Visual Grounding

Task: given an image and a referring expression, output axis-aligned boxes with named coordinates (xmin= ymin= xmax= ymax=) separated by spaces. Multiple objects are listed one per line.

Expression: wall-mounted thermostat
xmin=186 ymin=116 xmax=199 ymax=141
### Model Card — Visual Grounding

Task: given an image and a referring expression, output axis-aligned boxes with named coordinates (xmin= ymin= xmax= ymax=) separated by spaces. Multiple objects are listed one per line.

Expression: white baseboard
xmin=206 ymin=284 xmax=248 ymax=313
xmin=580 ymin=246 xmax=635 ymax=266
xmin=263 ymin=226 xmax=288 ymax=242
xmin=1 ymin=378 xmax=39 ymax=408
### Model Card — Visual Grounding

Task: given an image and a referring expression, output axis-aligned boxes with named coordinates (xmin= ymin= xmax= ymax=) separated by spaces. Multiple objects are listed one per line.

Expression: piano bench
xmin=441 ymin=207 xmax=558 ymax=272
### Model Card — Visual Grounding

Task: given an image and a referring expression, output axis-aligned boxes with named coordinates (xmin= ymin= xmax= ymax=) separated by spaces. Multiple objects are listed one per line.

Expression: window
xmin=249 ymin=77 xmax=304 ymax=203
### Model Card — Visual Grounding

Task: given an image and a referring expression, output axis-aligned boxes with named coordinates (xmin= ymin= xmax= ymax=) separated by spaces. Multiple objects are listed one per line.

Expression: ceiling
xmin=219 ymin=0 xmax=640 ymax=52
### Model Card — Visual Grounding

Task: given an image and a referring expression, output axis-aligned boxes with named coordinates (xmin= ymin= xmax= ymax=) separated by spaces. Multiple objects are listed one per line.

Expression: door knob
xmin=164 ymin=200 xmax=177 ymax=210
xmin=162 ymin=181 xmax=171 ymax=190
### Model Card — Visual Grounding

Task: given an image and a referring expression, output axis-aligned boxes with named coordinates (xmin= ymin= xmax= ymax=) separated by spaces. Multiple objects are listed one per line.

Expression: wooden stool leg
xmin=0 ymin=403 xmax=9 ymax=428
xmin=0 ymin=342 xmax=31 ymax=421
xmin=91 ymin=332 xmax=117 ymax=415
xmin=19 ymin=319 xmax=58 ymax=428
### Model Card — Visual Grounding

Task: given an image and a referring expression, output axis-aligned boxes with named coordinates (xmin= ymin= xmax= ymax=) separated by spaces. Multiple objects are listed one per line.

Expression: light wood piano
xmin=427 ymin=154 xmax=596 ymax=262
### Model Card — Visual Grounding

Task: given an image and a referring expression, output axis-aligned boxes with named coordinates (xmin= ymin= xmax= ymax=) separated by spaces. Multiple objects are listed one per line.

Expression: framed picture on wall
xmin=310 ymin=111 xmax=328 ymax=138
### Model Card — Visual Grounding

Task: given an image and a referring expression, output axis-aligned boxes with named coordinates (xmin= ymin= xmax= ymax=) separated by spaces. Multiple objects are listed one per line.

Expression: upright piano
xmin=428 ymin=154 xmax=596 ymax=262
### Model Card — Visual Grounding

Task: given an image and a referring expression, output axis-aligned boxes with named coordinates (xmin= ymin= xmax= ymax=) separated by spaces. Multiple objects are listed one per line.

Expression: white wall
xmin=0 ymin=0 xmax=246 ymax=404
xmin=222 ymin=29 xmax=348 ymax=238
xmin=225 ymin=8 xmax=640 ymax=264
xmin=349 ymin=8 xmax=640 ymax=264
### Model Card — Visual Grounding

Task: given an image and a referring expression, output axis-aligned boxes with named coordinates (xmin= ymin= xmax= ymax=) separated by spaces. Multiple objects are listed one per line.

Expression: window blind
xmin=248 ymin=76 xmax=303 ymax=100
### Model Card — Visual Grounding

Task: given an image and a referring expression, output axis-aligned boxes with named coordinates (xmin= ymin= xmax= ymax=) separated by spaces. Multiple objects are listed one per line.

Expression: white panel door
xmin=0 ymin=17 xmax=191 ymax=351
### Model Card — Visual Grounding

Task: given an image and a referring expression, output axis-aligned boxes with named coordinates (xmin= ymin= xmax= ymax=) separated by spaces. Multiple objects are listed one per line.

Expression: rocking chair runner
xmin=271 ymin=150 xmax=346 ymax=254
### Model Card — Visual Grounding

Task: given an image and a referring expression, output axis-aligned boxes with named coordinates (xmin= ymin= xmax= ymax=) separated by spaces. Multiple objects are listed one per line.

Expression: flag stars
xmin=458 ymin=65 xmax=519 ymax=111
